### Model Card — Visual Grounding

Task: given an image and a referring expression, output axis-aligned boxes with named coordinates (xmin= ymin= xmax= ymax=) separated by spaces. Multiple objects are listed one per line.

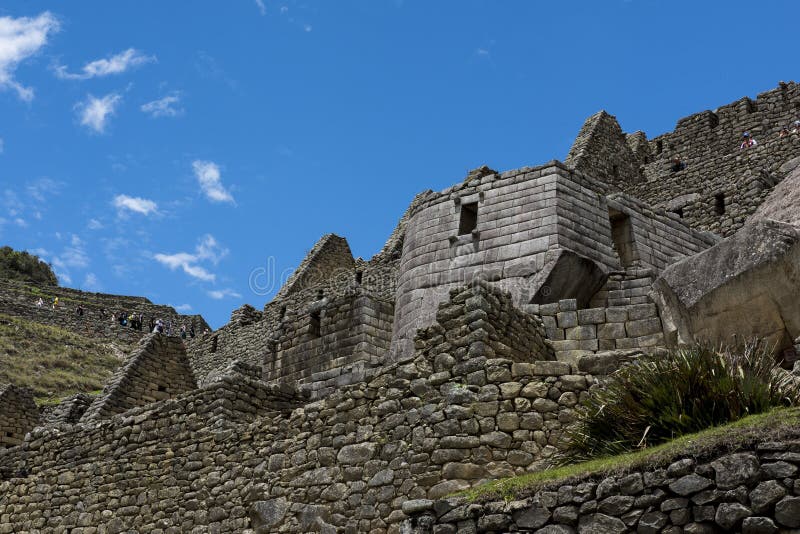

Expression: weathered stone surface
xmin=513 ymin=502 xmax=551 ymax=529
xmin=742 ymin=516 xmax=779 ymax=534
xmin=715 ymin=502 xmax=752 ymax=530
xmin=637 ymin=511 xmax=668 ymax=534
xmin=749 ymin=480 xmax=786 ymax=514
xmin=577 ymin=513 xmax=627 ymax=533
xmin=775 ymin=496 xmax=800 ymax=527
xmin=653 ymin=220 xmax=800 ymax=351
xmin=250 ymin=498 xmax=289 ymax=529
xmin=669 ymin=474 xmax=713 ymax=496
xmin=711 ymin=453 xmax=761 ymax=490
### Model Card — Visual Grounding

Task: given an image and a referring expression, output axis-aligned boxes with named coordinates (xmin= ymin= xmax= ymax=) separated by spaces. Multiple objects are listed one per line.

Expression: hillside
xmin=0 ymin=313 xmax=126 ymax=404
xmin=0 ymin=246 xmax=57 ymax=286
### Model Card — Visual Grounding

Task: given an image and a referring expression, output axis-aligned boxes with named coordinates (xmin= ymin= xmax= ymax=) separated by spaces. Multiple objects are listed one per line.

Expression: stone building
xmin=1 ymin=81 xmax=799 ymax=533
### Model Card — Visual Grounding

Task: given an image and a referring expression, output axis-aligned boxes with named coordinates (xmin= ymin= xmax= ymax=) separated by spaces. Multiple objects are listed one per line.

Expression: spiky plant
xmin=559 ymin=341 xmax=800 ymax=463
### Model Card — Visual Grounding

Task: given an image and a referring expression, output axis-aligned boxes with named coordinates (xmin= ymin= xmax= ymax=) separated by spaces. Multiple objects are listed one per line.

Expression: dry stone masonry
xmin=0 ymin=385 xmax=38 ymax=448
xmin=404 ymin=443 xmax=800 ymax=534
xmin=80 ymin=333 xmax=197 ymax=421
xmin=1 ymin=81 xmax=800 ymax=532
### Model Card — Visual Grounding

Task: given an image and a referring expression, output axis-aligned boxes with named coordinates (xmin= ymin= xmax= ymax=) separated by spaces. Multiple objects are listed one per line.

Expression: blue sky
xmin=1 ymin=1 xmax=798 ymax=328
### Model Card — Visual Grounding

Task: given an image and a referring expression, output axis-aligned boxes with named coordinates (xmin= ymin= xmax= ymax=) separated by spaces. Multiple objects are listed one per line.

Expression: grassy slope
xmin=0 ymin=313 xmax=126 ymax=405
xmin=463 ymin=408 xmax=800 ymax=502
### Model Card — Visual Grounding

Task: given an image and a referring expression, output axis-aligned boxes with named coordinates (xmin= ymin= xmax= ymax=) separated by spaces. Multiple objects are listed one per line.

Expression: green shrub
xmin=559 ymin=342 xmax=800 ymax=463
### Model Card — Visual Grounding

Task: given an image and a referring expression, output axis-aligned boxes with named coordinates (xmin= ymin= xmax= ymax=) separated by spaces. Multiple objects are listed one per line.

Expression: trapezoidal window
xmin=670 ymin=207 xmax=684 ymax=219
xmin=458 ymin=202 xmax=478 ymax=235
xmin=715 ymin=194 xmax=726 ymax=216
xmin=609 ymin=209 xmax=637 ymax=268
xmin=309 ymin=311 xmax=321 ymax=338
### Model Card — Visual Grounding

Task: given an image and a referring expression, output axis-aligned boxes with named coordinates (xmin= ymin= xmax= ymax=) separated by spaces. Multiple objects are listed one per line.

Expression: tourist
xmin=35 ymin=297 xmax=44 ymax=308
xmin=780 ymin=126 xmax=790 ymax=138
xmin=189 ymin=325 xmax=196 ymax=338
xmin=670 ymin=156 xmax=686 ymax=172
xmin=76 ymin=305 xmax=84 ymax=317
xmin=52 ymin=296 xmax=59 ymax=309
xmin=740 ymin=132 xmax=757 ymax=149
xmin=180 ymin=325 xmax=187 ymax=339
xmin=792 ymin=120 xmax=800 ymax=135
xmin=149 ymin=317 xmax=156 ymax=332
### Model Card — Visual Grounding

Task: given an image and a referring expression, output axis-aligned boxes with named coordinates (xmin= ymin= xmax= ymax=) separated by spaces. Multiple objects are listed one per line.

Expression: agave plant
xmin=559 ymin=341 xmax=800 ymax=463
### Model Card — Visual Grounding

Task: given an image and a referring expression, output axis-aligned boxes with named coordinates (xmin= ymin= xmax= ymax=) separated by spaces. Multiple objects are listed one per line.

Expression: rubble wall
xmin=0 ymin=284 xmax=592 ymax=533
xmin=404 ymin=443 xmax=800 ymax=534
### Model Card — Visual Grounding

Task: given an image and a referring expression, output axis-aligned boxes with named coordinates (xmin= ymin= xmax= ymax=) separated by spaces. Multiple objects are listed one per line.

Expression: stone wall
xmin=186 ymin=234 xmax=402 ymax=387
xmin=404 ymin=442 xmax=800 ymax=534
xmin=0 ymin=279 xmax=208 ymax=344
xmin=566 ymin=82 xmax=800 ymax=237
xmin=530 ymin=293 xmax=664 ymax=365
xmin=392 ymin=162 xmax=712 ymax=360
xmin=0 ymin=385 xmax=38 ymax=448
xmin=0 ymin=283 xmax=596 ymax=533
xmin=80 ymin=333 xmax=197 ymax=421
xmin=265 ymin=289 xmax=395 ymax=399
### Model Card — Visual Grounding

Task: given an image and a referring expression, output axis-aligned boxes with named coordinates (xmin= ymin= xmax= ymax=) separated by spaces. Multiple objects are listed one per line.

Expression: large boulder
xmin=752 ymin=157 xmax=800 ymax=226
xmin=651 ymin=219 xmax=800 ymax=352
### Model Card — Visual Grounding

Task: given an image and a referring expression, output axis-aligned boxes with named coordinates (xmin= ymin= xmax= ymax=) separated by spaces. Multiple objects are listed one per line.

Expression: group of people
xmin=740 ymin=121 xmax=800 ymax=150
xmin=778 ymin=120 xmax=800 ymax=139
xmin=35 ymin=296 xmax=59 ymax=309
xmin=33 ymin=295 xmax=201 ymax=339
xmin=112 ymin=312 xmax=196 ymax=337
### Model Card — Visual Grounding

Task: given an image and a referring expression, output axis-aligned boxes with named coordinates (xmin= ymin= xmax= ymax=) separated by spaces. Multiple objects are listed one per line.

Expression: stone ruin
xmin=0 ymin=384 xmax=39 ymax=448
xmin=1 ymin=81 xmax=800 ymax=532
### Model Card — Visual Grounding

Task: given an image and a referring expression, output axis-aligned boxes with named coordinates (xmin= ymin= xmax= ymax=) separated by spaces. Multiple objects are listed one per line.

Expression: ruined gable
xmin=275 ymin=234 xmax=355 ymax=299
xmin=0 ymin=384 xmax=39 ymax=448
xmin=565 ymin=110 xmax=643 ymax=185
xmin=81 ymin=333 xmax=196 ymax=421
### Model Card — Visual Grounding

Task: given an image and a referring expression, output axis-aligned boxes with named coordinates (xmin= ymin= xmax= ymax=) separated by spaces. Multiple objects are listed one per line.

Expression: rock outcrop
xmin=652 ymin=219 xmax=800 ymax=352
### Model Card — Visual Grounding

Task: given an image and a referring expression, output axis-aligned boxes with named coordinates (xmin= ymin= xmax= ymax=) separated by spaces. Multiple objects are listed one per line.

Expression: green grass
xmin=461 ymin=408 xmax=800 ymax=502
xmin=0 ymin=313 xmax=125 ymax=405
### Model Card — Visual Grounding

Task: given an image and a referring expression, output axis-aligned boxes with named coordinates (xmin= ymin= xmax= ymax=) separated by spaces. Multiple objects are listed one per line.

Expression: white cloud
xmin=171 ymin=303 xmax=193 ymax=312
xmin=255 ymin=0 xmax=267 ymax=15
xmin=475 ymin=48 xmax=490 ymax=57
xmin=83 ymin=272 xmax=100 ymax=291
xmin=304 ymin=24 xmax=313 ymax=32
xmin=0 ymin=12 xmax=59 ymax=101
xmin=280 ymin=6 xmax=289 ymax=14
xmin=153 ymin=234 xmax=229 ymax=283
xmin=207 ymin=288 xmax=242 ymax=300
xmin=51 ymin=234 xmax=90 ymax=284
xmin=0 ymin=138 xmax=4 ymax=154
xmin=13 ymin=217 xmax=26 ymax=227
xmin=113 ymin=194 xmax=157 ymax=216
xmin=87 ymin=218 xmax=103 ymax=230
xmin=76 ymin=93 xmax=122 ymax=133
xmin=192 ymin=160 xmax=235 ymax=204
xmin=141 ymin=92 xmax=183 ymax=118
xmin=55 ymin=48 xmax=155 ymax=80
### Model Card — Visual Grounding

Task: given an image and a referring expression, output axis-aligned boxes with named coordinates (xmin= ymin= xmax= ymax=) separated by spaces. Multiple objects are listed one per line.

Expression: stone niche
xmin=0 ymin=384 xmax=39 ymax=448
xmin=81 ymin=333 xmax=197 ymax=421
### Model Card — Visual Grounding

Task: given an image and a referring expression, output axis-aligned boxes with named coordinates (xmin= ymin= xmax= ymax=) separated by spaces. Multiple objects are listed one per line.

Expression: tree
xmin=0 ymin=246 xmax=59 ymax=286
